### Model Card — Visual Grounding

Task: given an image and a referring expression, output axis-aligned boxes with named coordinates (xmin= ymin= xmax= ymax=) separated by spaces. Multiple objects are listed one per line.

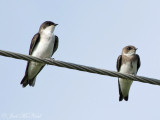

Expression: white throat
xmin=123 ymin=52 xmax=135 ymax=57
xmin=41 ymin=26 xmax=55 ymax=35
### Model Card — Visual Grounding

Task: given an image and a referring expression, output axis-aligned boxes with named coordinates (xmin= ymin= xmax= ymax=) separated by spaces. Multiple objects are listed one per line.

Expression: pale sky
xmin=0 ymin=0 xmax=160 ymax=120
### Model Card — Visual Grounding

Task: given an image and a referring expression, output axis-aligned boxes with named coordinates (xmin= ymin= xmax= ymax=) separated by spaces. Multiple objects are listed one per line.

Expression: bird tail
xmin=21 ymin=75 xmax=29 ymax=87
xmin=118 ymin=80 xmax=129 ymax=101
xmin=123 ymin=96 xmax=128 ymax=101
xmin=119 ymin=93 xmax=129 ymax=101
xmin=21 ymin=75 xmax=36 ymax=87
xmin=28 ymin=78 xmax=36 ymax=87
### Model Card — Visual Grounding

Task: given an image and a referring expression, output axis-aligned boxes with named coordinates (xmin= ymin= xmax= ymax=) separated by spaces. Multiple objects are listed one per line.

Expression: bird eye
xmin=47 ymin=22 xmax=52 ymax=26
xmin=127 ymin=47 xmax=131 ymax=50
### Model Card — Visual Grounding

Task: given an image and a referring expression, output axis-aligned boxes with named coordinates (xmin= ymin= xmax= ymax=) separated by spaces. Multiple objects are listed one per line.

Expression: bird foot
xmin=45 ymin=58 xmax=55 ymax=62
xmin=130 ymin=73 xmax=136 ymax=76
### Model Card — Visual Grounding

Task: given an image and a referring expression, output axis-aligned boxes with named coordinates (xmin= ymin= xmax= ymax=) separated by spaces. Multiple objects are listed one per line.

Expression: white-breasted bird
xmin=116 ymin=45 xmax=141 ymax=101
xmin=21 ymin=21 xmax=59 ymax=87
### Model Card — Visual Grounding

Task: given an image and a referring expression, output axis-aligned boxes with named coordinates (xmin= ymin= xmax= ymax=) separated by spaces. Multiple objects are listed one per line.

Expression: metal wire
xmin=0 ymin=49 xmax=160 ymax=86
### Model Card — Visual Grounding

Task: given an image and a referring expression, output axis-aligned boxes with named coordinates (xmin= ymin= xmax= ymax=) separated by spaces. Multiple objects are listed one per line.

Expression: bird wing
xmin=136 ymin=54 xmax=141 ymax=71
xmin=29 ymin=33 xmax=40 ymax=55
xmin=116 ymin=55 xmax=122 ymax=72
xmin=52 ymin=35 xmax=59 ymax=56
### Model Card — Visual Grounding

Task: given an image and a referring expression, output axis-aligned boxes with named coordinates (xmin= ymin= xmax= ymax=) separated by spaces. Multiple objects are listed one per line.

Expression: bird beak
xmin=55 ymin=24 xmax=58 ymax=26
xmin=135 ymin=48 xmax=138 ymax=50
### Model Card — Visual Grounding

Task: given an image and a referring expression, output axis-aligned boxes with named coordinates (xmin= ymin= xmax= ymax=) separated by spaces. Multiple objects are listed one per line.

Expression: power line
xmin=0 ymin=49 xmax=160 ymax=86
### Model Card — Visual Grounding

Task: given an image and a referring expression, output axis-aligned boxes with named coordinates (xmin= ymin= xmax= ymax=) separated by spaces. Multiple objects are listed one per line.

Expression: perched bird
xmin=21 ymin=21 xmax=59 ymax=87
xmin=116 ymin=45 xmax=141 ymax=101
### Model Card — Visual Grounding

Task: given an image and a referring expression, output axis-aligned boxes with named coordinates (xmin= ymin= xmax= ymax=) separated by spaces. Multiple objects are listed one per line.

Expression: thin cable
xmin=0 ymin=49 xmax=160 ymax=86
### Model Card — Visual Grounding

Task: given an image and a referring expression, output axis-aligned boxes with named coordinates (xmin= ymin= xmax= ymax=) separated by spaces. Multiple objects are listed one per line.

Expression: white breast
xmin=120 ymin=61 xmax=137 ymax=75
xmin=28 ymin=33 xmax=55 ymax=79
xmin=32 ymin=33 xmax=55 ymax=58
xmin=119 ymin=61 xmax=137 ymax=97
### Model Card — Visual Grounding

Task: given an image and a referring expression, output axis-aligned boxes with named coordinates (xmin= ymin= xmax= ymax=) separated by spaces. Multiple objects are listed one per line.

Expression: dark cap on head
xmin=39 ymin=21 xmax=58 ymax=31
xmin=122 ymin=45 xmax=137 ymax=54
